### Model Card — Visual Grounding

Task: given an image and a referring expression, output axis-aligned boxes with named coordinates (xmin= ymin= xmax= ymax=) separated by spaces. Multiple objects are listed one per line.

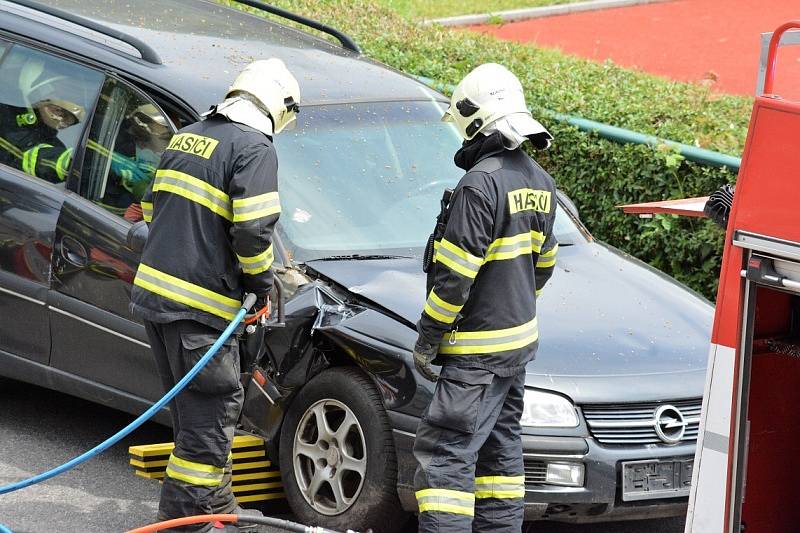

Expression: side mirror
xmin=126 ymin=220 xmax=149 ymax=253
xmin=556 ymin=189 xmax=580 ymax=221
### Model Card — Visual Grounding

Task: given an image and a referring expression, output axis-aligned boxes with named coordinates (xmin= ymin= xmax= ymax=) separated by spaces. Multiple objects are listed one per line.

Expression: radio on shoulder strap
xmin=423 ymin=187 xmax=454 ymax=274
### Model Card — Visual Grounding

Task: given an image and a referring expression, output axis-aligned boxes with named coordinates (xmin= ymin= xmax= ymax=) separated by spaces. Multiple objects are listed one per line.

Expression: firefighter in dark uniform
xmin=0 ymin=97 xmax=84 ymax=183
xmin=413 ymin=63 xmax=559 ymax=533
xmin=130 ymin=59 xmax=300 ymax=532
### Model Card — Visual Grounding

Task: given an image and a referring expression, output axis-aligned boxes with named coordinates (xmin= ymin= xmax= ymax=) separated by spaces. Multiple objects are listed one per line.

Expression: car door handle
xmin=60 ymin=236 xmax=88 ymax=267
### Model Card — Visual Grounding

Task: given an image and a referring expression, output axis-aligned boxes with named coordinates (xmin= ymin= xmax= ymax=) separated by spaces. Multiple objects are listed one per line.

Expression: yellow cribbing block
xmin=128 ymin=434 xmax=285 ymax=503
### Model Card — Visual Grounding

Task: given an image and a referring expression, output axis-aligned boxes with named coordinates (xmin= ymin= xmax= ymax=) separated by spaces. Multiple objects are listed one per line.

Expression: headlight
xmin=520 ymin=389 xmax=579 ymax=427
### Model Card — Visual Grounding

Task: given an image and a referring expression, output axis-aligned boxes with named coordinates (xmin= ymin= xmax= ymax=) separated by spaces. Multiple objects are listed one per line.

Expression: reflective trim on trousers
xmin=439 ymin=317 xmax=539 ymax=355
xmin=231 ymin=191 xmax=281 ymax=222
xmin=237 ymin=244 xmax=274 ymax=275
xmin=153 ymin=169 xmax=232 ymax=221
xmin=416 ymin=488 xmax=475 ymax=516
xmin=165 ymin=453 xmax=224 ymax=487
xmin=474 ymin=475 xmax=525 ymax=499
xmin=133 ymin=263 xmax=240 ymax=320
xmin=423 ymin=289 xmax=463 ymax=325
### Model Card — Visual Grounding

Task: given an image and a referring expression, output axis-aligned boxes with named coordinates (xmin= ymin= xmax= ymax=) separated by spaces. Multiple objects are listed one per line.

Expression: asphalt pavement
xmin=0 ymin=378 xmax=684 ymax=533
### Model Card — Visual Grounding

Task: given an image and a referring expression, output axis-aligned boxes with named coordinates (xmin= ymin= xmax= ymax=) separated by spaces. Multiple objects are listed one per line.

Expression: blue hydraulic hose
xmin=0 ymin=294 xmax=256 ymax=496
xmin=0 ymin=524 xmax=11 ymax=533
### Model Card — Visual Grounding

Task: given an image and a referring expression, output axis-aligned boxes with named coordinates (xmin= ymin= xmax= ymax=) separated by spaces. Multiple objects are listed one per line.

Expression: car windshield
xmin=274 ymin=101 xmax=584 ymax=262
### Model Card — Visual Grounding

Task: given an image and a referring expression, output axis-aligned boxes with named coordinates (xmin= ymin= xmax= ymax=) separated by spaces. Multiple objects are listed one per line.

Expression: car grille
xmin=523 ymin=459 xmax=547 ymax=484
xmin=582 ymin=399 xmax=702 ymax=445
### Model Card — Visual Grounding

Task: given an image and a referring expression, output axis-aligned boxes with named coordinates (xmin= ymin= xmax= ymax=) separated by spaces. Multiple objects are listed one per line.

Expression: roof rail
xmin=231 ymin=0 xmax=361 ymax=55
xmin=7 ymin=0 xmax=162 ymax=64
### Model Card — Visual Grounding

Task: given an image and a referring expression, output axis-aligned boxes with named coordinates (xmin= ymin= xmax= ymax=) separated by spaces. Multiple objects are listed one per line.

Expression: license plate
xmin=621 ymin=457 xmax=693 ymax=501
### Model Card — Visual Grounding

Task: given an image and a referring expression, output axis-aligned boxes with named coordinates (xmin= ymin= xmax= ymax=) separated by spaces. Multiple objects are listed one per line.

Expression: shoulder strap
xmin=469 ymin=155 xmax=502 ymax=174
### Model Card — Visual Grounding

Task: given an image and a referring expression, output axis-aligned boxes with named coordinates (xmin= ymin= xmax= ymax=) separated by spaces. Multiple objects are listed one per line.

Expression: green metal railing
xmin=416 ymin=76 xmax=742 ymax=171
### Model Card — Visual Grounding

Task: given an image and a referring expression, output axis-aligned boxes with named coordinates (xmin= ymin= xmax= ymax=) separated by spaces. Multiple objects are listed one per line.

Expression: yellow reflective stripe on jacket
xmin=474 ymin=475 xmax=525 ymax=499
xmin=153 ymin=169 xmax=232 ymax=221
xmin=165 ymin=453 xmax=224 ymax=487
xmin=0 ymin=136 xmax=22 ymax=160
xmin=141 ymin=201 xmax=154 ymax=223
xmin=55 ymin=148 xmax=72 ymax=181
xmin=536 ymin=243 xmax=559 ymax=268
xmin=416 ymin=488 xmax=475 ymax=516
xmin=237 ymin=244 xmax=274 ymax=275
xmin=232 ymin=191 xmax=281 ymax=222
xmin=433 ymin=238 xmax=483 ymax=279
xmin=21 ymin=143 xmax=52 ymax=176
xmin=439 ymin=317 xmax=539 ymax=355
xmin=484 ymin=230 xmax=546 ymax=262
xmin=133 ymin=263 xmax=240 ymax=320
xmin=423 ymin=290 xmax=463 ymax=325
xmin=535 ymin=288 xmax=543 ymax=297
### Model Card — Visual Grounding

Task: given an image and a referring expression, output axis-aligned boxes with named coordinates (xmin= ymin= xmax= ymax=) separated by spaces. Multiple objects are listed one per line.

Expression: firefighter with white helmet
xmin=413 ymin=63 xmax=558 ymax=533
xmin=130 ymin=58 xmax=300 ymax=532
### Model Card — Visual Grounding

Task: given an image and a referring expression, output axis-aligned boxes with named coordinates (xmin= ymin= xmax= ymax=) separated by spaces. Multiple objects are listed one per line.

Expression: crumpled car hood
xmin=304 ymin=242 xmax=712 ymax=401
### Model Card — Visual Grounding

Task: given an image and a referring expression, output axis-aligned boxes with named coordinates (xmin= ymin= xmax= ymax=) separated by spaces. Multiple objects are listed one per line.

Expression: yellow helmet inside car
xmin=31 ymin=98 xmax=86 ymax=130
xmin=226 ymin=58 xmax=301 ymax=135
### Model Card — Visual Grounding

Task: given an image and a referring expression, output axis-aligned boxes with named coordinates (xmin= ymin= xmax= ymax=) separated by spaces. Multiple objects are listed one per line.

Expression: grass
xmin=375 ymin=0 xmax=583 ymax=20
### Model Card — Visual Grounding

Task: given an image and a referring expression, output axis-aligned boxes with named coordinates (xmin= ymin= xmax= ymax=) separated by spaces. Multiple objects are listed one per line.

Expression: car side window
xmin=0 ymin=43 xmax=103 ymax=184
xmin=80 ymin=77 xmax=174 ymax=221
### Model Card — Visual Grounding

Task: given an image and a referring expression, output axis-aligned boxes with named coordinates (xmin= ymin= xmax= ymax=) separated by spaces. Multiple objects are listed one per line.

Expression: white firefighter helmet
xmin=443 ymin=63 xmax=552 ymax=147
xmin=226 ymin=58 xmax=300 ymax=134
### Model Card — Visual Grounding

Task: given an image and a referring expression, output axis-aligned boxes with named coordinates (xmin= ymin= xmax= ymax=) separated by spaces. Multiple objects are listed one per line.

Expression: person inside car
xmin=0 ymin=57 xmax=92 ymax=183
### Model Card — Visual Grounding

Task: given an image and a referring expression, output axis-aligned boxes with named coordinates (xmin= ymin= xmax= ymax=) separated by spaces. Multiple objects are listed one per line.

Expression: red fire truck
xmin=623 ymin=22 xmax=800 ymax=533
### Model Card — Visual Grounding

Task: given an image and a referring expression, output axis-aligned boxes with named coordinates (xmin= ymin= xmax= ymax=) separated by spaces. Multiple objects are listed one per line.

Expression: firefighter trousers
xmin=414 ymin=365 xmax=526 ymax=533
xmin=144 ymin=320 xmax=244 ymax=532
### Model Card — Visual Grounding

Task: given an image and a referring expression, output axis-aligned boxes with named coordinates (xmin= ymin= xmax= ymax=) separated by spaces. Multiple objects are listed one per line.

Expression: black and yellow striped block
xmin=128 ymin=434 xmax=285 ymax=504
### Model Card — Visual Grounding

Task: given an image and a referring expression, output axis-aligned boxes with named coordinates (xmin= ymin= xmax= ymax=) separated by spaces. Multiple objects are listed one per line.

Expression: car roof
xmin=0 ymin=0 xmax=444 ymax=115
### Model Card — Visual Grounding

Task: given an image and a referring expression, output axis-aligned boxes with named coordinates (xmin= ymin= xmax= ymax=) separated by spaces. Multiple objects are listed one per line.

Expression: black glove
xmin=413 ymin=339 xmax=439 ymax=382
xmin=245 ymin=293 xmax=271 ymax=327
xmin=254 ymin=293 xmax=270 ymax=310
xmin=704 ymin=183 xmax=735 ymax=229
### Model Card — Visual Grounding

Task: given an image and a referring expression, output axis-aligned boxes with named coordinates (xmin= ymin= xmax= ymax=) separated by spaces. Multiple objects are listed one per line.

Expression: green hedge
xmin=222 ymin=0 xmax=753 ymax=299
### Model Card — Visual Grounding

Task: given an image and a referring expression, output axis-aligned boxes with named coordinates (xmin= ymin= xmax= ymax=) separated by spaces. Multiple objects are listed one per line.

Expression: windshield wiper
xmin=307 ymin=254 xmax=415 ymax=262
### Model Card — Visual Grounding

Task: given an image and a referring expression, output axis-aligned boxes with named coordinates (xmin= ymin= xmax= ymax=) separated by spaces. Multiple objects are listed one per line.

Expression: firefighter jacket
xmin=418 ymin=132 xmax=558 ymax=376
xmin=130 ymin=115 xmax=280 ymax=332
xmin=0 ymin=104 xmax=71 ymax=183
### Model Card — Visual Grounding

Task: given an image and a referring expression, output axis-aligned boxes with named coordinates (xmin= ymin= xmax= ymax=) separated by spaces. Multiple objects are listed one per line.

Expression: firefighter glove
xmin=413 ymin=339 xmax=439 ymax=382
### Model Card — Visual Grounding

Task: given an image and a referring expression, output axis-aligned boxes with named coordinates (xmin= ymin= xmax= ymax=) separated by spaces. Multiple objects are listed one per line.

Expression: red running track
xmin=471 ymin=0 xmax=800 ymax=97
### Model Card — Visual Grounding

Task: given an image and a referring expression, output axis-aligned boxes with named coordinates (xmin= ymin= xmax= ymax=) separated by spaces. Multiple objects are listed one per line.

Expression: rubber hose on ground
xmin=0 ymin=294 xmax=256 ymax=495
xmin=125 ymin=513 xmax=343 ymax=533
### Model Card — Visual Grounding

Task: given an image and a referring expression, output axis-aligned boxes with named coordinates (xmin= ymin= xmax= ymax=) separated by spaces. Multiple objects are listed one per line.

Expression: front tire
xmin=279 ymin=367 xmax=408 ymax=532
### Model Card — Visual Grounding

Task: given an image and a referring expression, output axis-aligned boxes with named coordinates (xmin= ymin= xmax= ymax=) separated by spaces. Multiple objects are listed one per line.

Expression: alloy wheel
xmin=292 ymin=398 xmax=367 ymax=515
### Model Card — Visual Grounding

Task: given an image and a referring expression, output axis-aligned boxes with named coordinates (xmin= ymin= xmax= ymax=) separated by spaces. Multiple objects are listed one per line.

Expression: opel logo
xmin=654 ymin=405 xmax=687 ymax=445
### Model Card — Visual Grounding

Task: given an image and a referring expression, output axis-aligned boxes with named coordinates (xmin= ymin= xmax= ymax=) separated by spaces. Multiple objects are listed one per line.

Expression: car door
xmin=0 ymin=40 xmax=103 ymax=368
xmin=48 ymin=75 xmax=176 ymax=404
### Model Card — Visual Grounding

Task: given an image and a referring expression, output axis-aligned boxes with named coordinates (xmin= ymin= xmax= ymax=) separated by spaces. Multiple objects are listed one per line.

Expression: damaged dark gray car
xmin=0 ymin=1 xmax=712 ymax=532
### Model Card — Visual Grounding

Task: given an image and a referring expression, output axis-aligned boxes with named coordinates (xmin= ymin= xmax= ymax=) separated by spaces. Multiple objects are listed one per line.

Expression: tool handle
xmin=242 ymin=292 xmax=258 ymax=312
xmin=763 ymin=21 xmax=800 ymax=95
